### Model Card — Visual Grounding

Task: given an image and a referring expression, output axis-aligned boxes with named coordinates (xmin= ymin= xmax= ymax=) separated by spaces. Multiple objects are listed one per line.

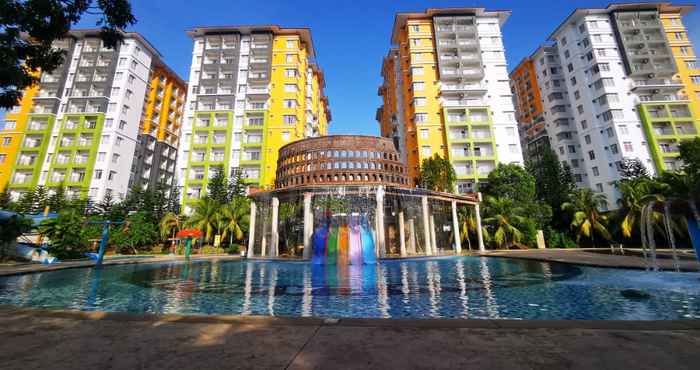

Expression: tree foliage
xmin=618 ymin=158 xmax=650 ymax=181
xmin=110 ymin=211 xmax=158 ymax=254
xmin=526 ymin=149 xmax=575 ymax=221
xmin=418 ymin=154 xmax=456 ymax=192
xmin=0 ymin=0 xmax=136 ymax=108
xmin=561 ymin=189 xmax=611 ymax=246
xmin=38 ymin=209 xmax=90 ymax=259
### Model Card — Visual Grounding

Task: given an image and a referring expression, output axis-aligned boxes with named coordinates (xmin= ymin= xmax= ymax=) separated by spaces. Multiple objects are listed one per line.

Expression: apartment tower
xmin=1 ymin=30 xmax=185 ymax=201
xmin=377 ymin=8 xmax=523 ymax=193
xmin=510 ymin=3 xmax=700 ymax=209
xmin=177 ymin=26 xmax=330 ymax=213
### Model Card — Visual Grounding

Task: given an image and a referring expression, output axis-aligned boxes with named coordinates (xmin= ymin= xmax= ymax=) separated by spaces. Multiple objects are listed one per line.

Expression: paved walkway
xmin=479 ymin=248 xmax=700 ymax=272
xmin=0 ymin=307 xmax=699 ymax=370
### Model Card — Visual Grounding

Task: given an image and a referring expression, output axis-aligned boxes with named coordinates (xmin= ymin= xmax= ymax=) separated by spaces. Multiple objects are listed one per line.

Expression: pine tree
xmin=207 ymin=169 xmax=229 ymax=203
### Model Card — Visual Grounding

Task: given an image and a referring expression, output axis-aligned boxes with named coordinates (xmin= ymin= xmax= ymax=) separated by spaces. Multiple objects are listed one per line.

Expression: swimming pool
xmin=1 ymin=257 xmax=698 ymax=320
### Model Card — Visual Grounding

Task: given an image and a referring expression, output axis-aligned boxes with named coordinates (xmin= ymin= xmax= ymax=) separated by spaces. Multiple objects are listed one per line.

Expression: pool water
xmin=1 ymin=257 xmax=699 ymax=320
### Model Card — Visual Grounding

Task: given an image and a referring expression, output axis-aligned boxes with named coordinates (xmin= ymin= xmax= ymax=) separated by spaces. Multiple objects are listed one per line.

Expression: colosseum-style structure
xmin=247 ymin=135 xmax=483 ymax=261
xmin=275 ymin=136 xmax=408 ymax=188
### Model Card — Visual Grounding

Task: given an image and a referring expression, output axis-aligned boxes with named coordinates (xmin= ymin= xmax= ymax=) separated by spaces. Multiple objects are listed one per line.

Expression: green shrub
xmin=544 ymin=227 xmax=577 ymax=249
xmin=200 ymin=245 xmax=225 ymax=255
xmin=226 ymin=244 xmax=241 ymax=255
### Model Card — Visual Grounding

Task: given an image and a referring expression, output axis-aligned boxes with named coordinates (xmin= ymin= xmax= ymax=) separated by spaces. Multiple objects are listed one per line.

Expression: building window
xmin=420 ymin=129 xmax=429 ymax=139
xmin=94 ymin=170 xmax=103 ymax=179
xmin=623 ymin=142 xmax=633 ymax=152
xmin=421 ymin=146 xmax=431 ymax=156
xmin=588 ymin=150 xmax=595 ymax=160
xmin=413 ymin=82 xmax=424 ymax=91
xmin=610 ymin=144 xmax=619 ymax=154
xmin=675 ymin=32 xmax=685 ymax=40
xmin=97 ymin=152 xmax=105 ymax=162
xmin=577 ymin=105 xmax=584 ymax=114
xmin=284 ymin=84 xmax=298 ymax=92
xmin=415 ymin=113 xmax=427 ymax=123
xmin=412 ymin=25 xmax=420 ymax=32
xmin=619 ymin=125 xmax=629 ymax=135
xmin=2 ymin=137 xmax=11 ymax=146
xmin=112 ymin=153 xmax=120 ymax=164
xmin=119 ymin=120 xmax=127 ymax=130
xmin=595 ymin=183 xmax=603 ymax=192
xmin=413 ymin=97 xmax=426 ymax=107
xmin=283 ymin=115 xmax=297 ymax=125
xmin=412 ymin=67 xmax=424 ymax=76
xmin=584 ymin=135 xmax=591 ymax=144
xmin=282 ymin=131 xmax=290 ymax=141
xmin=285 ymin=69 xmax=298 ymax=78
xmin=592 ymin=166 xmax=599 ymax=176
xmin=286 ymin=39 xmax=296 ymax=49
xmin=686 ymin=61 xmax=698 ymax=70
xmin=284 ymin=99 xmax=297 ymax=108
xmin=108 ymin=171 xmax=116 ymax=181
xmin=568 ymin=145 xmax=576 ymax=153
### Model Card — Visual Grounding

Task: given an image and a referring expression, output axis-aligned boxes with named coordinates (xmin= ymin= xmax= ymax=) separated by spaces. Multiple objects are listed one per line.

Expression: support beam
xmin=303 ymin=193 xmax=313 ymax=260
xmin=247 ymin=201 xmax=257 ymax=258
xmin=452 ymin=200 xmax=462 ymax=255
xmin=270 ymin=197 xmax=279 ymax=257
xmin=375 ymin=185 xmax=386 ymax=258
xmin=398 ymin=209 xmax=407 ymax=257
xmin=475 ymin=193 xmax=485 ymax=252
xmin=421 ymin=195 xmax=432 ymax=255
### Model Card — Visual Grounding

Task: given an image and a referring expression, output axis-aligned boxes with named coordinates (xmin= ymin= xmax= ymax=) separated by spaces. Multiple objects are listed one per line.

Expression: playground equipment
xmin=86 ymin=220 xmax=125 ymax=266
xmin=176 ymin=229 xmax=203 ymax=259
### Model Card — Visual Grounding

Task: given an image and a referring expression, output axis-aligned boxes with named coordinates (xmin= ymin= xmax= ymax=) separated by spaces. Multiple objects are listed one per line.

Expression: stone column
xmin=408 ymin=219 xmax=417 ymax=255
xmin=246 ymin=201 xmax=257 ymax=258
xmin=429 ymin=213 xmax=437 ymax=255
xmin=375 ymin=186 xmax=385 ymax=258
xmin=475 ymin=193 xmax=485 ymax=252
xmin=270 ymin=197 xmax=279 ymax=257
xmin=398 ymin=209 xmax=407 ymax=257
xmin=303 ymin=193 xmax=313 ymax=260
xmin=421 ymin=195 xmax=432 ymax=255
xmin=452 ymin=200 xmax=462 ymax=255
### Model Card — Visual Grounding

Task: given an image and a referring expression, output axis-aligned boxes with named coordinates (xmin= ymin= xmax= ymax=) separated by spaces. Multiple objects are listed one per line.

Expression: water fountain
xmin=640 ymin=199 xmax=700 ymax=272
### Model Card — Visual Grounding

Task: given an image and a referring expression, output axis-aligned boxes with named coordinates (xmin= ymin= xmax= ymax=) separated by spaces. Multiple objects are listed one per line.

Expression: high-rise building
xmin=377 ymin=8 xmax=524 ymax=194
xmin=509 ymin=52 xmax=549 ymax=162
xmin=1 ymin=30 xmax=185 ymax=201
xmin=177 ymin=26 xmax=330 ymax=213
xmin=510 ymin=3 xmax=700 ymax=209
xmin=129 ymin=62 xmax=186 ymax=192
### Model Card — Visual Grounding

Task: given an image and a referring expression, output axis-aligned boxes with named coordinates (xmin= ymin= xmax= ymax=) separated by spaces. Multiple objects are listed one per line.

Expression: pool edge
xmin=2 ymin=305 xmax=699 ymax=330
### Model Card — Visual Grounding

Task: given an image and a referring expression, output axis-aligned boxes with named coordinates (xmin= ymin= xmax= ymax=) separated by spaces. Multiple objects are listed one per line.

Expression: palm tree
xmin=217 ymin=197 xmax=250 ymax=246
xmin=482 ymin=196 xmax=525 ymax=249
xmin=160 ymin=212 xmax=181 ymax=251
xmin=457 ymin=207 xmax=477 ymax=251
xmin=186 ymin=197 xmax=220 ymax=243
xmin=561 ymin=189 xmax=611 ymax=247
xmin=617 ymin=179 xmax=666 ymax=239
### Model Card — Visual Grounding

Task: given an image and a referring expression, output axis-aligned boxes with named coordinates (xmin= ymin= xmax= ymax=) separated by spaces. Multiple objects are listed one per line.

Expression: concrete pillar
xmin=475 ymin=202 xmax=485 ymax=252
xmin=303 ymin=193 xmax=313 ymax=260
xmin=246 ymin=201 xmax=257 ymax=258
xmin=421 ymin=195 xmax=432 ymax=255
xmin=452 ymin=200 xmax=462 ymax=255
xmin=398 ymin=209 xmax=407 ymax=257
xmin=408 ymin=219 xmax=417 ymax=255
xmin=375 ymin=186 xmax=385 ymax=258
xmin=270 ymin=197 xmax=279 ymax=257
xmin=429 ymin=213 xmax=437 ymax=255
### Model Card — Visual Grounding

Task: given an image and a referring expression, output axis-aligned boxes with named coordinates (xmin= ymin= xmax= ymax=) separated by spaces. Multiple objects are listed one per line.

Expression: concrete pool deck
xmin=1 ymin=307 xmax=700 ymax=369
xmin=478 ymin=248 xmax=700 ymax=272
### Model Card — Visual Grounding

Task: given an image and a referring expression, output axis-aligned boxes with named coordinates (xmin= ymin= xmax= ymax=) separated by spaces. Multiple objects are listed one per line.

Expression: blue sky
xmin=3 ymin=1 xmax=700 ymax=134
